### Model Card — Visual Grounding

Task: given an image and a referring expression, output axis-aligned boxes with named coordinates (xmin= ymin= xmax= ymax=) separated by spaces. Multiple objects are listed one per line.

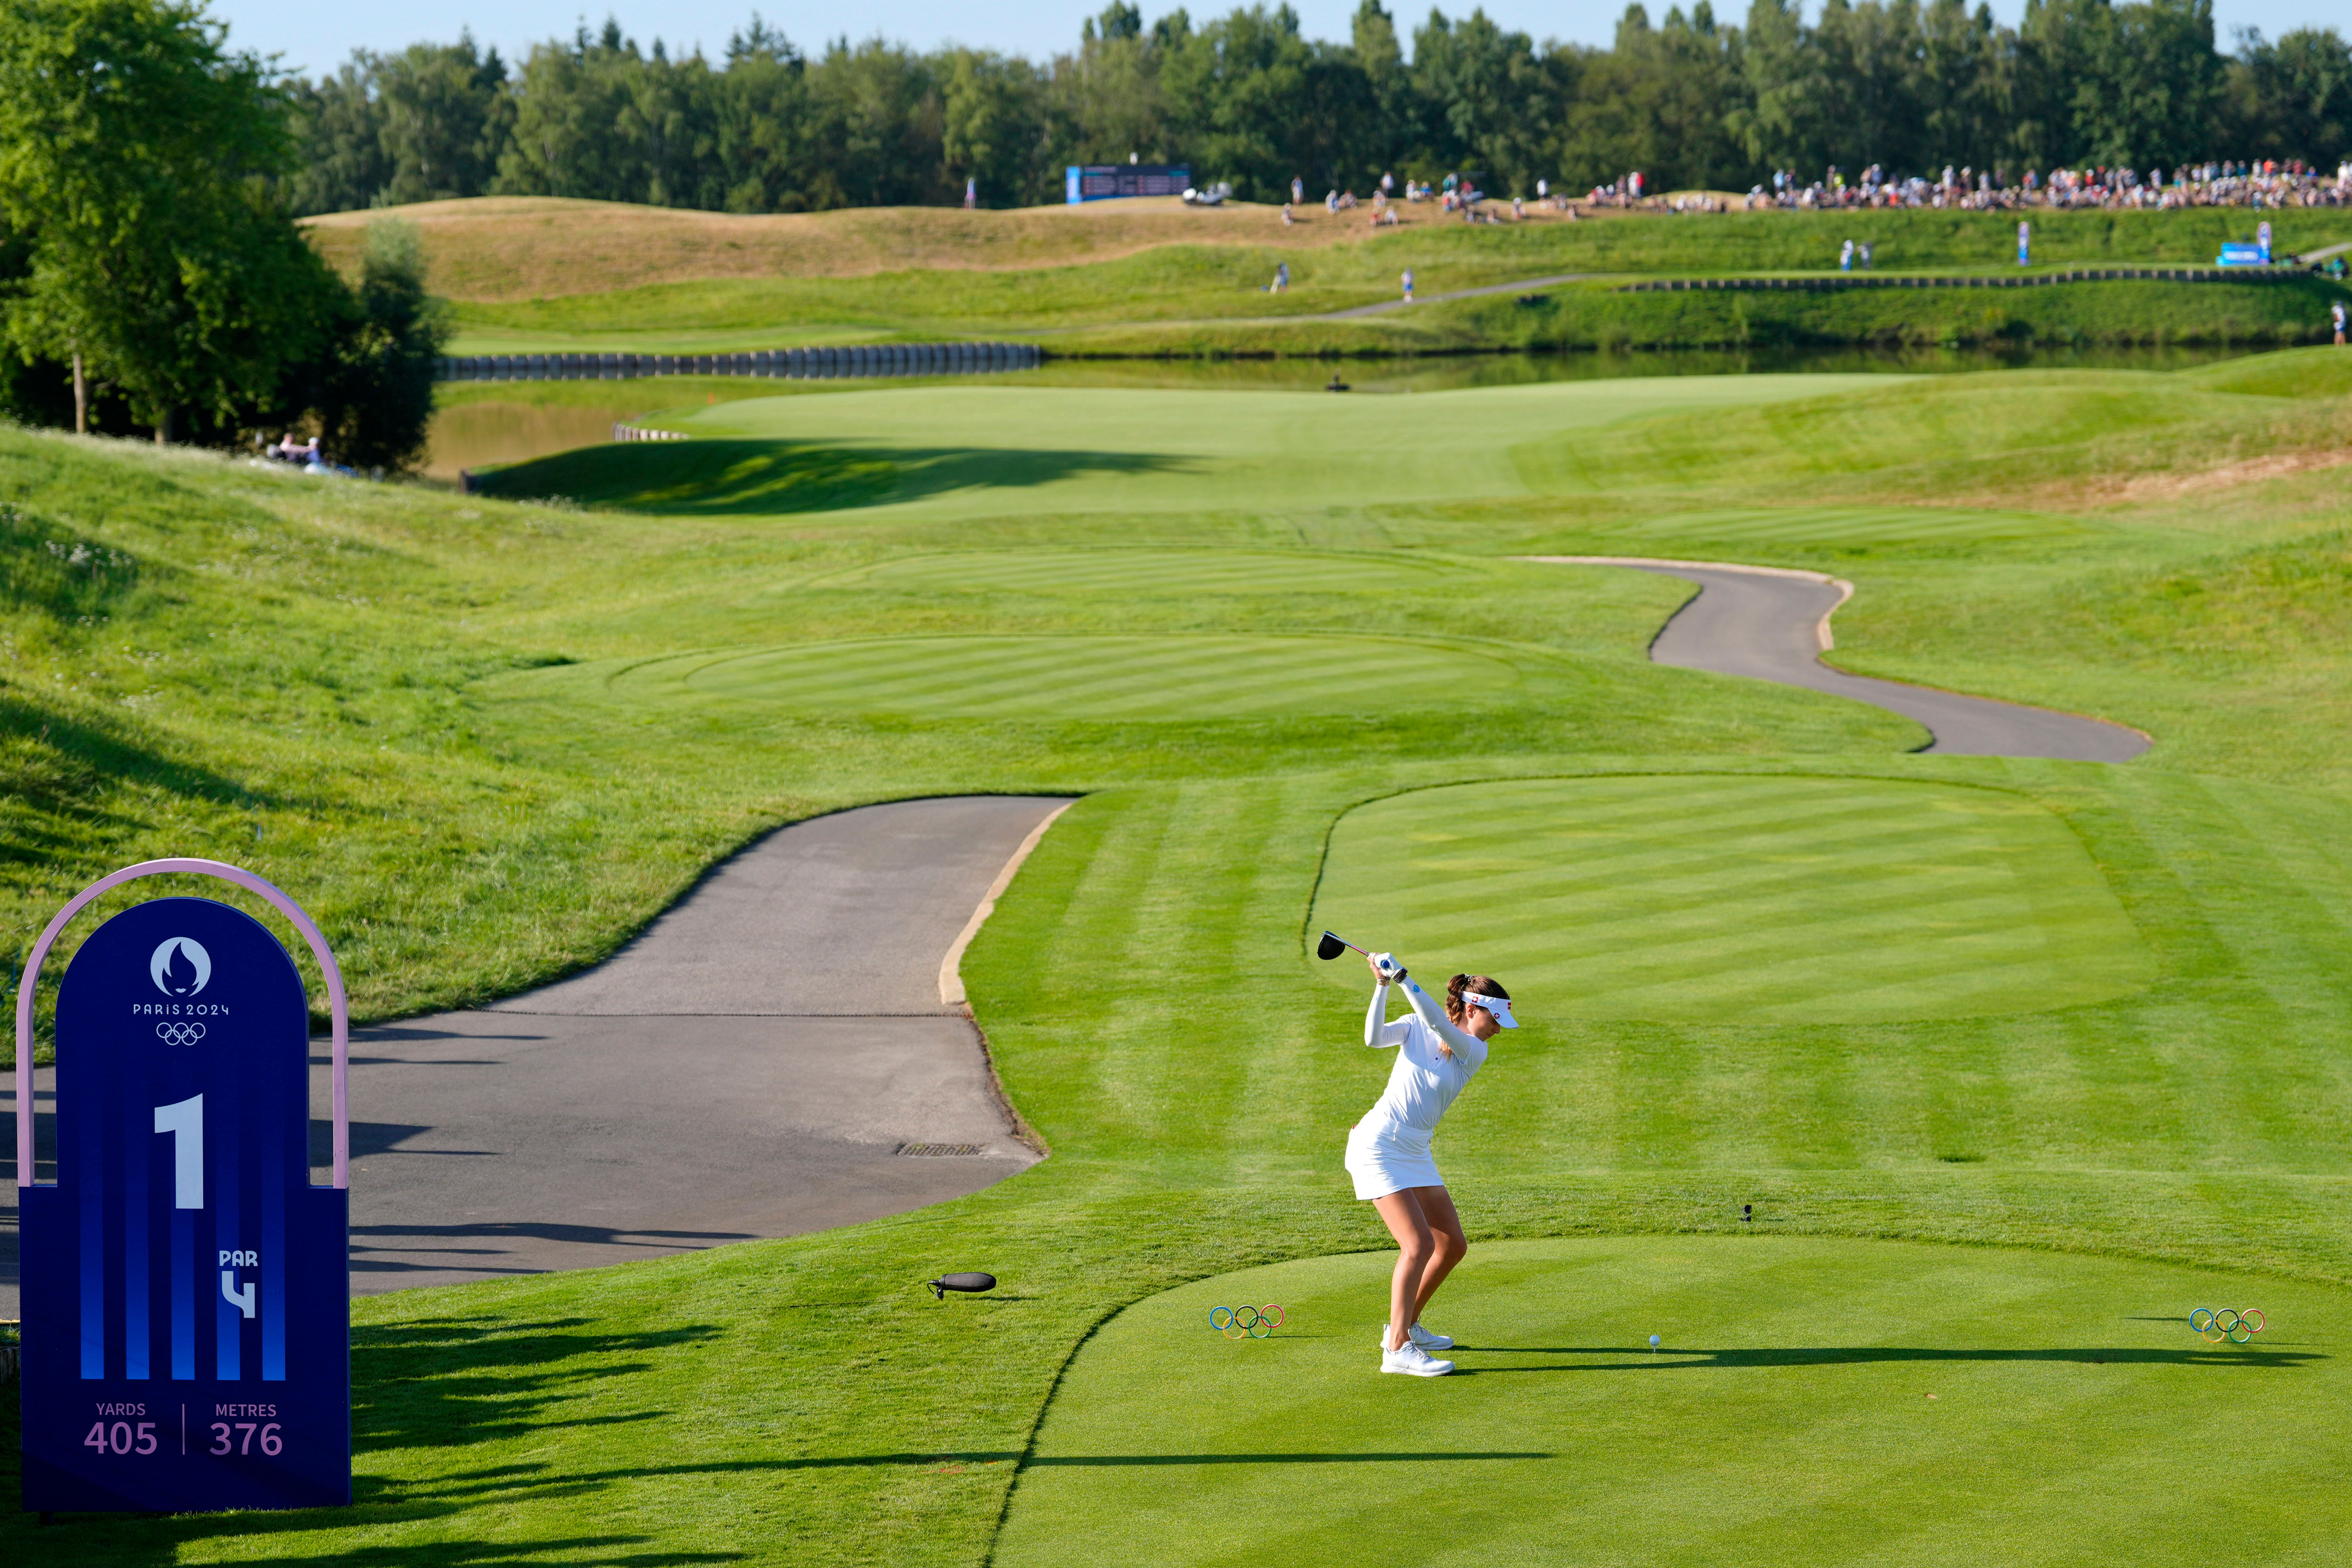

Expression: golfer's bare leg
xmin=1408 ymin=1185 xmax=1469 ymax=1322
xmin=1372 ymin=1189 xmax=1434 ymax=1352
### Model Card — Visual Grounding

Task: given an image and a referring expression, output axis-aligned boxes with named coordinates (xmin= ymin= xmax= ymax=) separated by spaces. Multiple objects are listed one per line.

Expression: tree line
xmin=0 ymin=0 xmax=443 ymax=463
xmin=290 ymin=0 xmax=2352 ymax=214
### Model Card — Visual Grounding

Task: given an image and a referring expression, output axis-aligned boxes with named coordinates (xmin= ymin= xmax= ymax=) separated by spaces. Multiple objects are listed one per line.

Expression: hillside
xmin=299 ymin=195 xmax=1425 ymax=301
xmin=307 ymin=195 xmax=2352 ymax=310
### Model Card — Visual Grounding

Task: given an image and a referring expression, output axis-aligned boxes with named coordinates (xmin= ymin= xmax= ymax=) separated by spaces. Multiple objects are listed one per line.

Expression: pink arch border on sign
xmin=13 ymin=857 xmax=350 ymax=1190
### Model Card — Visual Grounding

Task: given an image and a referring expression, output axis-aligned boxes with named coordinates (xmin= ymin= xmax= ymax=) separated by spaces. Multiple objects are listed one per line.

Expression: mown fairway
xmin=4 ymin=350 xmax=2352 ymax=1563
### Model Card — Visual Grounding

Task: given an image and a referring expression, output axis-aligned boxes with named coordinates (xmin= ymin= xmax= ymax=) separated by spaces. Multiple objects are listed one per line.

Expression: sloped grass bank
xmin=1048 ymin=275 xmax=2352 ymax=358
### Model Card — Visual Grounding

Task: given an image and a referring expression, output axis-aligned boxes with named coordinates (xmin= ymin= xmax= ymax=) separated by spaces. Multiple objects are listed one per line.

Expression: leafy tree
xmin=1413 ymin=8 xmax=1557 ymax=193
xmin=1731 ymin=0 xmax=1823 ymax=174
xmin=943 ymin=52 xmax=1050 ymax=205
xmin=286 ymin=59 xmax=390 ymax=215
xmin=299 ymin=220 xmax=450 ymax=472
xmin=800 ymin=39 xmax=950 ymax=207
xmin=377 ymin=35 xmax=512 ymax=204
xmin=2228 ymin=28 xmax=2352 ymax=166
xmin=270 ymin=2 xmax=2351 ymax=217
xmin=714 ymin=19 xmax=815 ymax=212
xmin=0 ymin=0 xmax=339 ymax=442
xmin=1160 ymin=5 xmax=1321 ymax=200
xmin=1047 ymin=8 xmax=1178 ymax=172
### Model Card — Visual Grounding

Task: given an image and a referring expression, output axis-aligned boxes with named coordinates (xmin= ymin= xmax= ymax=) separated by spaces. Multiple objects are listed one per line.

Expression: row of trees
xmin=289 ymin=1 xmax=2352 ymax=213
xmin=0 ymin=0 xmax=444 ymax=462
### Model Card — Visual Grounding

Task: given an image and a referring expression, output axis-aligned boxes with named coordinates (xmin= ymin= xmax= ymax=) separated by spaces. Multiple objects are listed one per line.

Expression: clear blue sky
xmin=222 ymin=0 xmax=2339 ymax=79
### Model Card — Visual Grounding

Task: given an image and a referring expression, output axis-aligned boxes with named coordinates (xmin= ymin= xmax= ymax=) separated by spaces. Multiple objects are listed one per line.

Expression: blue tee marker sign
xmin=15 ymin=859 xmax=352 ymax=1513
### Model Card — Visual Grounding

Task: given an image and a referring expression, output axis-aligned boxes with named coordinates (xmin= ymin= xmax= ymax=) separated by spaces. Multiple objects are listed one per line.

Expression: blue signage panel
xmin=19 ymin=895 xmax=350 ymax=1512
xmin=1064 ymin=163 xmax=1191 ymax=202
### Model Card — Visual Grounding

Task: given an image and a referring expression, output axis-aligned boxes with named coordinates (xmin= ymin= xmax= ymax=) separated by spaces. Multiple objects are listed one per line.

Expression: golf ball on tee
xmin=1649 ymin=1334 xmax=1661 ymax=1348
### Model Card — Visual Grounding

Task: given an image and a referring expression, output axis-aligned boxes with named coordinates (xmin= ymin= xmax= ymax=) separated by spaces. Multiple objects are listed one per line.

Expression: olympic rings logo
xmin=1209 ymin=1304 xmax=1285 ymax=1340
xmin=2191 ymin=1308 xmax=2265 ymax=1344
xmin=156 ymin=1021 xmax=207 ymax=1048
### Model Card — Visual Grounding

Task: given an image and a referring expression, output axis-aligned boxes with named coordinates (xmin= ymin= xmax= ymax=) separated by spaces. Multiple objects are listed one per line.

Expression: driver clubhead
xmin=1316 ymin=932 xmax=1349 ymax=961
xmin=929 ymin=1272 xmax=999 ymax=1299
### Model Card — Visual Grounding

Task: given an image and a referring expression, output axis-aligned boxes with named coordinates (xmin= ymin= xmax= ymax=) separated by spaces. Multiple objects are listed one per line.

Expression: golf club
xmin=1318 ymin=932 xmax=1403 ymax=980
xmin=929 ymin=1272 xmax=998 ymax=1299
xmin=1317 ymin=931 xmax=1370 ymax=962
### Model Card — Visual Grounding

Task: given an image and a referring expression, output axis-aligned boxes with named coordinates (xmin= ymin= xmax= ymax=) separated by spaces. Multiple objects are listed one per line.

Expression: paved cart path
xmin=1524 ymin=556 xmax=2150 ymax=761
xmin=2 ymin=795 xmax=1071 ymax=1307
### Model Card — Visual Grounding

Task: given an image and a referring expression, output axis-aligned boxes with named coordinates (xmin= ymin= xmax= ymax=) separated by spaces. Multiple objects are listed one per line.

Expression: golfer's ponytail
xmin=1445 ymin=973 xmax=1510 ymax=1027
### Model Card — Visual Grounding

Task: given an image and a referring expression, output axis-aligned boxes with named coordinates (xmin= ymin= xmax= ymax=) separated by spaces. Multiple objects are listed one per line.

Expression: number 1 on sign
xmin=153 ymin=1094 xmax=203 ymax=1209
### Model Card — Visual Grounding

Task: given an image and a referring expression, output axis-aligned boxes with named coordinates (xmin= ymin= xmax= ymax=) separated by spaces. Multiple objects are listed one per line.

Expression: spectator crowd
xmin=1741 ymin=159 xmax=2352 ymax=211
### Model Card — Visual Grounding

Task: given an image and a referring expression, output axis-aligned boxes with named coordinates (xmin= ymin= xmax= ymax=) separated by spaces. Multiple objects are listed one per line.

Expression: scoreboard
xmin=1065 ymin=164 xmax=1191 ymax=203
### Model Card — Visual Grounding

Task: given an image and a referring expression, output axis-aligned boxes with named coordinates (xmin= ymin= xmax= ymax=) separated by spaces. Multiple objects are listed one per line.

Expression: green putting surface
xmin=837 ymin=547 xmax=1454 ymax=595
xmin=667 ymin=377 xmax=1893 ymax=517
xmin=605 ymin=633 xmax=1527 ymax=719
xmin=1309 ymin=775 xmax=2154 ymax=1022
xmin=994 ymin=1237 xmax=2346 ymax=1568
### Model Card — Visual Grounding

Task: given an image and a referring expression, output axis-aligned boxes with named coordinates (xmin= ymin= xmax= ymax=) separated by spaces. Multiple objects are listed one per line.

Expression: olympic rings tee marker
xmin=1359 ymin=977 xmax=1488 ymax=1135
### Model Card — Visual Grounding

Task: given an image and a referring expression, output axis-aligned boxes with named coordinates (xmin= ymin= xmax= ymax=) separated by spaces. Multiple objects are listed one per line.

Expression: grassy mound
xmin=1000 ymin=1238 xmax=2344 ymax=1568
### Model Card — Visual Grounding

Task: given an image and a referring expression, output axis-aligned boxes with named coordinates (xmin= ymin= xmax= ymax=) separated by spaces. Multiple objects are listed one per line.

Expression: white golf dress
xmin=1345 ymin=978 xmax=1488 ymax=1200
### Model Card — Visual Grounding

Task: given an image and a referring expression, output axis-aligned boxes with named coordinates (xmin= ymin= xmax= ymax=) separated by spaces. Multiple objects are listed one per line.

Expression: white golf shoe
xmin=1378 ymin=1321 xmax=1455 ymax=1351
xmin=1380 ymin=1341 xmax=1455 ymax=1377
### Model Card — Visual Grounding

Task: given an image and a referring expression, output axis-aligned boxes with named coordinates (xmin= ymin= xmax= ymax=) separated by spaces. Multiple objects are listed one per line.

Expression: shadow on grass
xmin=736 ymin=1450 xmax=1552 ymax=1469
xmin=9 ymin=1522 xmax=737 ymax=1568
xmin=1453 ymin=1344 xmax=2323 ymax=1371
xmin=354 ymin=1313 xmax=721 ymax=1451
xmin=473 ymin=439 xmax=1188 ymax=515
xmin=348 ymin=1222 xmax=759 ymax=1279
xmin=0 ymin=1313 xmax=743 ymax=1557
xmin=0 ymin=691 xmax=263 ymax=868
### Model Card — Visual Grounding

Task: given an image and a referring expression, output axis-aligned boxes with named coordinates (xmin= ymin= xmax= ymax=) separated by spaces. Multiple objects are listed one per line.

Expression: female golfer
xmin=1346 ymin=951 xmax=1515 ymax=1376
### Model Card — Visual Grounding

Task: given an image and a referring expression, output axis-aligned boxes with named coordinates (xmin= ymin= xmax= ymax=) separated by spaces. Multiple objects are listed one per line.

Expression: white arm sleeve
xmin=1364 ymin=982 xmax=1413 ymax=1048
xmin=1401 ymin=980 xmax=1483 ymax=1056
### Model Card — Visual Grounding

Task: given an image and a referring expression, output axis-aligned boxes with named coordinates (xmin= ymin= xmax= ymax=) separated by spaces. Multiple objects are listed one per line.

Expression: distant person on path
xmin=1348 ymin=952 xmax=1515 ymax=1378
xmin=1292 ymin=176 xmax=1304 ymax=205
xmin=1841 ymin=239 xmax=1855 ymax=271
xmin=1381 ymin=171 xmax=1394 ymax=197
xmin=1402 ymin=267 xmax=1414 ymax=302
xmin=1270 ymin=262 xmax=1289 ymax=293
xmin=2335 ymin=300 xmax=2347 ymax=344
xmin=1282 ymin=202 xmax=1295 ymax=226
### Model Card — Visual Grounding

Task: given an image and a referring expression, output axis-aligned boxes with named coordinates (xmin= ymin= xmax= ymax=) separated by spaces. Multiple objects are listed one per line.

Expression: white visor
xmin=1466 ymin=991 xmax=1518 ymax=1028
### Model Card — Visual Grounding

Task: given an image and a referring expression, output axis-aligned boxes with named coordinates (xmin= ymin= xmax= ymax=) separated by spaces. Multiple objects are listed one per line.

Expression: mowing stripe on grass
xmin=1620 ymin=506 xmax=2081 ymax=546
xmin=840 ymin=548 xmax=1454 ymax=596
xmin=1309 ymin=774 xmax=2154 ymax=1024
xmin=604 ymin=635 xmax=1528 ymax=721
